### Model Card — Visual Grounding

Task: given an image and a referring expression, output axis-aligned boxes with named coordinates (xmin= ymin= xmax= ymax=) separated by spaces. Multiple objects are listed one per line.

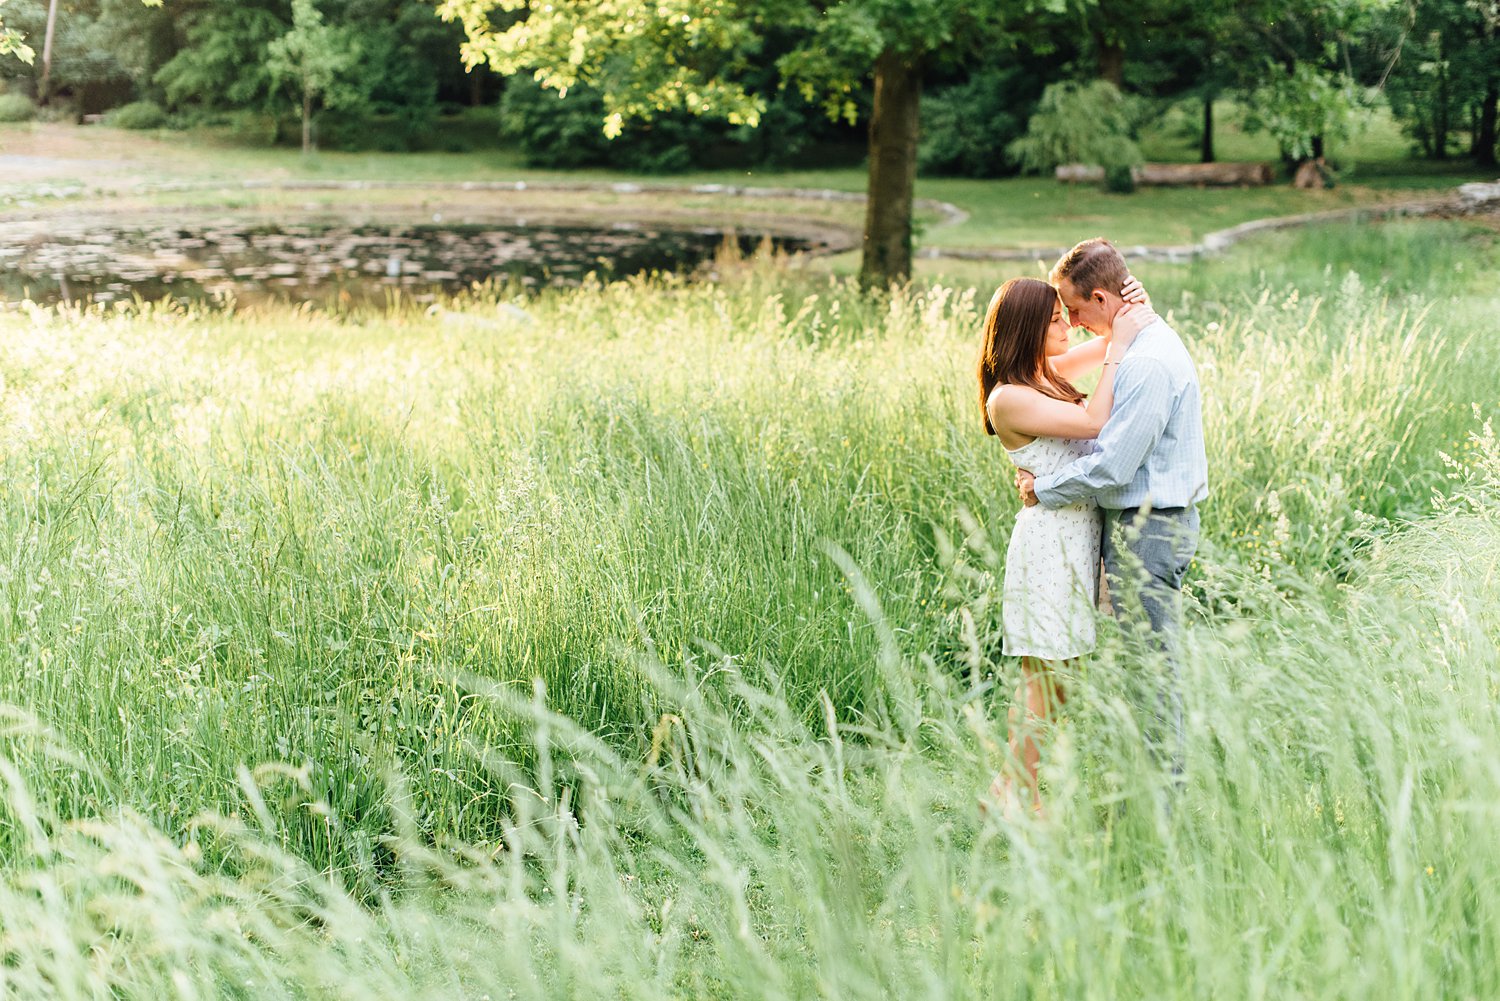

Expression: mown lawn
xmin=2 ymin=99 xmax=1493 ymax=253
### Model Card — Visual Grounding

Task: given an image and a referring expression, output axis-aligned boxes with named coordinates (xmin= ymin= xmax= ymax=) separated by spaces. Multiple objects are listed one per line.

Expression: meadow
xmin=0 ymin=216 xmax=1495 ymax=998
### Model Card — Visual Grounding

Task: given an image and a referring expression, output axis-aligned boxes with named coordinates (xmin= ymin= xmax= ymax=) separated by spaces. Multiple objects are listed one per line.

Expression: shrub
xmin=0 ymin=93 xmax=35 ymax=122
xmin=918 ymin=67 xmax=1038 ymax=178
xmin=430 ymin=106 xmax=506 ymax=153
xmin=1008 ymin=80 xmax=1145 ymax=189
xmin=1104 ymin=163 xmax=1137 ymax=194
xmin=33 ymin=100 xmax=80 ymax=124
xmin=107 ymin=100 xmax=168 ymax=130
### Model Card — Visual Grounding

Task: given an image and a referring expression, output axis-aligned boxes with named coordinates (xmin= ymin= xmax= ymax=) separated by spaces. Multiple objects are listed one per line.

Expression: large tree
xmin=1232 ymin=0 xmax=1395 ymax=166
xmin=1378 ymin=0 xmax=1499 ymax=166
xmin=436 ymin=0 xmax=1072 ymax=287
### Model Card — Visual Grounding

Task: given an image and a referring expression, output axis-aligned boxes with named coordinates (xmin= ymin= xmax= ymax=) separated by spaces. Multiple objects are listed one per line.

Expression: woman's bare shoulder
xmin=987 ymin=383 xmax=1048 ymax=415
xmin=986 ymin=384 xmax=1046 ymax=448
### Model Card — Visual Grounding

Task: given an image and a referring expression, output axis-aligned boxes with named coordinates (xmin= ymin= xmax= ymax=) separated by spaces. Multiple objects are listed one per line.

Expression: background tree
xmin=152 ymin=0 xmax=488 ymax=148
xmin=264 ymin=0 xmax=363 ymax=151
xmin=1115 ymin=0 xmax=1247 ymax=163
xmin=0 ymin=0 xmax=144 ymax=111
xmin=436 ymin=0 xmax=1078 ymax=288
xmin=917 ymin=64 xmax=1044 ymax=178
xmin=37 ymin=0 xmax=56 ymax=102
xmin=155 ymin=0 xmax=288 ymax=117
xmin=1079 ymin=0 xmax=1203 ymax=89
xmin=1008 ymin=79 xmax=1146 ymax=190
xmin=1475 ymin=1 xmax=1500 ymax=166
xmin=1242 ymin=60 xmax=1366 ymax=163
xmin=1378 ymin=0 xmax=1499 ymax=165
xmin=95 ymin=0 xmax=176 ymax=101
xmin=1232 ymin=0 xmax=1393 ymax=169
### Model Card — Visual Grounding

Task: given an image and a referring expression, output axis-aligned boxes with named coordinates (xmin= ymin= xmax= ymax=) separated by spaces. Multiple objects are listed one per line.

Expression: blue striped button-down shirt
xmin=1034 ymin=318 xmax=1209 ymax=511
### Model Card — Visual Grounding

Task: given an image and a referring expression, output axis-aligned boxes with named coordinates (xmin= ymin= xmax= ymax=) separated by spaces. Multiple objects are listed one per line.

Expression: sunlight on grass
xmin=0 ymin=221 xmax=1494 ymax=996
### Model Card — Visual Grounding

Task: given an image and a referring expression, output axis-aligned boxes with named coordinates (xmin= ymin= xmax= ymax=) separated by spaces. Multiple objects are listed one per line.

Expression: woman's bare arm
xmin=1051 ymin=336 xmax=1108 ymax=382
xmin=989 ymin=363 xmax=1125 ymax=442
xmin=988 ymin=302 xmax=1159 ymax=443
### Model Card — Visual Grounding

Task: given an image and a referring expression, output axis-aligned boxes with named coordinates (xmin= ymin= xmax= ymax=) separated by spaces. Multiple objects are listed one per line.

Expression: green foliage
xmin=0 ymin=0 xmax=134 ymax=102
xmin=918 ymin=66 xmax=1037 ymax=178
xmin=266 ymin=0 xmax=366 ymax=147
xmin=499 ymin=76 xmax=704 ymax=172
xmin=1007 ymin=79 xmax=1145 ymax=180
xmin=0 ymin=89 xmax=32 ymax=118
xmin=156 ymin=1 xmax=288 ymax=111
xmin=438 ymin=0 xmax=769 ymax=137
xmin=1242 ymin=61 xmax=1369 ymax=162
xmin=154 ymin=1 xmax=487 ymax=149
xmin=1103 ymin=162 xmax=1136 ymax=192
xmin=314 ymin=104 xmax=504 ymax=152
xmin=1379 ymin=0 xmax=1500 ymax=160
xmin=0 ymin=31 xmax=28 ymax=63
xmin=497 ymin=72 xmax=853 ymax=172
xmin=106 ymin=97 xmax=166 ymax=128
xmin=0 ymin=0 xmax=33 ymax=63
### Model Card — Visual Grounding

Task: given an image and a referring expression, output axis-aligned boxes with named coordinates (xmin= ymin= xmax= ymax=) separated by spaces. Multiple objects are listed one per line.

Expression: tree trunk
xmin=1435 ymin=41 xmax=1450 ymax=159
xmin=302 ymin=85 xmax=313 ymax=153
xmin=37 ymin=0 xmax=59 ymax=105
xmin=1311 ymin=134 xmax=1324 ymax=160
xmin=1097 ymin=34 xmax=1124 ymax=88
xmin=1200 ymin=97 xmax=1215 ymax=163
xmin=470 ymin=70 xmax=484 ymax=108
xmin=860 ymin=49 xmax=921 ymax=290
xmin=1477 ymin=81 xmax=1498 ymax=168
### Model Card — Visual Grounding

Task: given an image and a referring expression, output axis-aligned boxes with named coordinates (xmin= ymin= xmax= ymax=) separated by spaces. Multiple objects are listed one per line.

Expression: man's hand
xmin=1017 ymin=469 xmax=1039 ymax=507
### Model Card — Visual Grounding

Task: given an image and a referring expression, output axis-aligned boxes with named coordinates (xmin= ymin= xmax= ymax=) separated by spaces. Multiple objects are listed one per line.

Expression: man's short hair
xmin=1050 ymin=238 xmax=1129 ymax=298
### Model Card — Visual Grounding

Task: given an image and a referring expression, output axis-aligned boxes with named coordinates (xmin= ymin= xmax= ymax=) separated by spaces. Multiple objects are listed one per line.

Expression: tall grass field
xmin=0 ymin=218 xmax=1495 ymax=998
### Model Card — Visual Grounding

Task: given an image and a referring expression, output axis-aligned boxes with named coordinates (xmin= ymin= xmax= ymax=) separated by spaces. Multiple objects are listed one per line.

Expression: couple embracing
xmin=978 ymin=238 xmax=1208 ymax=818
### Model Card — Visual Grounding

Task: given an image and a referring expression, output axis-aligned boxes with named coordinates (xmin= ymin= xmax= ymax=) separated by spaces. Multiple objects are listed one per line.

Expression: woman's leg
xmin=988 ymin=657 xmax=1066 ymax=814
xmin=1014 ymin=657 xmax=1065 ymax=808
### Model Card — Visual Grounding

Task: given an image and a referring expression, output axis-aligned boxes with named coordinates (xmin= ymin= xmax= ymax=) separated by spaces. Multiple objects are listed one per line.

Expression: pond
xmin=0 ymin=217 xmax=818 ymax=308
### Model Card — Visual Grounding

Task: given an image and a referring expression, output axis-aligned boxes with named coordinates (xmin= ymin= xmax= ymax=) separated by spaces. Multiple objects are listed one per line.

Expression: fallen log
xmin=1055 ymin=164 xmax=1107 ymax=184
xmin=1055 ymin=161 xmax=1274 ymax=187
xmin=1139 ymin=161 xmax=1274 ymax=186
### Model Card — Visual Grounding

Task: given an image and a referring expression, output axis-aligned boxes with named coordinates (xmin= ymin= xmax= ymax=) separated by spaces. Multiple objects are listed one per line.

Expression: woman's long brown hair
xmin=977 ymin=277 xmax=1085 ymax=436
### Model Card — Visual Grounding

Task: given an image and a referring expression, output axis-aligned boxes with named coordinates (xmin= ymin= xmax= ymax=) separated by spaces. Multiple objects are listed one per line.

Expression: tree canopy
xmin=438 ymin=0 xmax=1073 ymax=285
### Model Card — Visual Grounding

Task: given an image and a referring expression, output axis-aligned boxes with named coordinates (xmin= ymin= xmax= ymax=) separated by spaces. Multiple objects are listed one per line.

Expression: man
xmin=1017 ymin=237 xmax=1208 ymax=778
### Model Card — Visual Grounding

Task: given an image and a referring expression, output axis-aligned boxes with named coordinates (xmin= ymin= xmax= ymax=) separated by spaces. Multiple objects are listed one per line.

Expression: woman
xmin=977 ymin=275 xmax=1156 ymax=818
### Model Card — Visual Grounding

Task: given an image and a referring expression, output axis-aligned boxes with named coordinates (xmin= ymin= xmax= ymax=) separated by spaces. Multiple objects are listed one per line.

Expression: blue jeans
xmin=1101 ymin=505 xmax=1198 ymax=779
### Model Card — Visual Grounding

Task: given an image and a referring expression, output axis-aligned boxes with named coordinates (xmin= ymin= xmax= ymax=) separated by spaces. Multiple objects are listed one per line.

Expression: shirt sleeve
xmin=1033 ymin=357 xmax=1174 ymax=508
